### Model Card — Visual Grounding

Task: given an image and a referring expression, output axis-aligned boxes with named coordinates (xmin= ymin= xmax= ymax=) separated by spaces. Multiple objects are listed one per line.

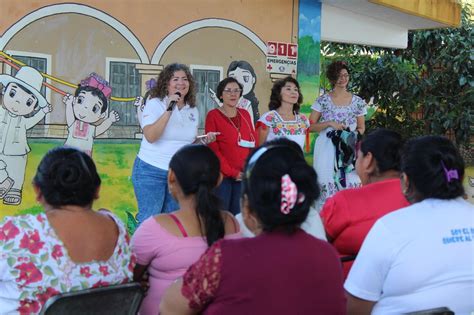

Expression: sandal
xmin=3 ymin=188 xmax=22 ymax=205
xmin=0 ymin=177 xmax=14 ymax=199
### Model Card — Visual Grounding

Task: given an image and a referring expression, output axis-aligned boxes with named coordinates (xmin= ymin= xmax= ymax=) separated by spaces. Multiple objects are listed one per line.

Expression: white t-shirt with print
xmin=345 ymin=197 xmax=474 ymax=314
xmin=138 ymin=97 xmax=198 ymax=170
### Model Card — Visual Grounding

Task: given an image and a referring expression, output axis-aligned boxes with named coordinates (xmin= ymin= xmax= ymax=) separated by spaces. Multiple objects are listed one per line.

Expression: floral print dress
xmin=257 ymin=110 xmax=310 ymax=150
xmin=311 ymin=93 xmax=367 ymax=211
xmin=0 ymin=211 xmax=135 ymax=314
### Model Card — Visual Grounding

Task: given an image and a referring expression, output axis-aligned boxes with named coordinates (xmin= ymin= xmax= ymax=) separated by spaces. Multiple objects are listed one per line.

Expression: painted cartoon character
xmin=0 ymin=66 xmax=52 ymax=205
xmin=63 ymin=73 xmax=120 ymax=156
xmin=210 ymin=60 xmax=260 ymax=124
xmin=134 ymin=78 xmax=157 ymax=128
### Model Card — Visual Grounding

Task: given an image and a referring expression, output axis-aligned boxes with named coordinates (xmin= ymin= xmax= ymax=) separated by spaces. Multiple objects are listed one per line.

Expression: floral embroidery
xmin=80 ymin=266 xmax=92 ymax=278
xmin=18 ymin=299 xmax=40 ymax=315
xmin=0 ymin=212 xmax=135 ymax=314
xmin=19 ymin=230 xmax=45 ymax=254
xmin=259 ymin=111 xmax=309 ymax=137
xmin=36 ymin=287 xmax=60 ymax=305
xmin=311 ymin=94 xmax=367 ymax=131
xmin=15 ymin=262 xmax=43 ymax=286
xmin=99 ymin=266 xmax=109 ymax=276
xmin=182 ymin=240 xmax=223 ymax=310
xmin=51 ymin=245 xmax=63 ymax=260
xmin=0 ymin=220 xmax=20 ymax=241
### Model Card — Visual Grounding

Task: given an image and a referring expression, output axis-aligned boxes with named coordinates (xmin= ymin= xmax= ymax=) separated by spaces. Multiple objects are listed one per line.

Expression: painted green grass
xmin=1 ymin=140 xmax=140 ymax=230
xmin=2 ymin=139 xmax=472 ymax=227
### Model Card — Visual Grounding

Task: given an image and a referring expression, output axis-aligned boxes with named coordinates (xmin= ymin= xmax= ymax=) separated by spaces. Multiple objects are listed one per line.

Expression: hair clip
xmin=280 ymin=174 xmax=305 ymax=215
xmin=441 ymin=160 xmax=459 ymax=183
xmin=145 ymin=78 xmax=157 ymax=91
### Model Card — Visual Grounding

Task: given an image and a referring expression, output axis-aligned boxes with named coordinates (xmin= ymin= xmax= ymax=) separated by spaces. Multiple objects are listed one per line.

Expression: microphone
xmin=166 ymin=92 xmax=182 ymax=111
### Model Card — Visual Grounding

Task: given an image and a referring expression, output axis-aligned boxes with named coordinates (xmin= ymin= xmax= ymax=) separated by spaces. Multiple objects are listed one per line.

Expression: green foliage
xmin=320 ymin=2 xmax=473 ymax=147
xmin=298 ymin=35 xmax=321 ymax=76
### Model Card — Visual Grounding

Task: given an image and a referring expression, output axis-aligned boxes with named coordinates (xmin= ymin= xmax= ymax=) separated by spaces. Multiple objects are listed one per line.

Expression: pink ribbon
xmin=280 ymin=174 xmax=305 ymax=215
xmin=80 ymin=73 xmax=112 ymax=98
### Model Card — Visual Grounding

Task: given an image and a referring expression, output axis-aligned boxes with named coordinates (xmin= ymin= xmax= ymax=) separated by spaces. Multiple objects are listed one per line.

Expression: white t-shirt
xmin=138 ymin=97 xmax=199 ymax=170
xmin=235 ymin=207 xmax=327 ymax=241
xmin=345 ymin=197 xmax=474 ymax=314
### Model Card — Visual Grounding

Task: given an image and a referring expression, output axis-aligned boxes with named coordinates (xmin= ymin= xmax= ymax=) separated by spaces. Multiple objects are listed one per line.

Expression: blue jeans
xmin=132 ymin=157 xmax=179 ymax=224
xmin=216 ymin=178 xmax=242 ymax=215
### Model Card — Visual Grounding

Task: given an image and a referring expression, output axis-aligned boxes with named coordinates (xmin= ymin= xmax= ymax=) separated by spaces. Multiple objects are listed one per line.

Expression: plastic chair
xmin=405 ymin=307 xmax=454 ymax=315
xmin=39 ymin=282 xmax=144 ymax=315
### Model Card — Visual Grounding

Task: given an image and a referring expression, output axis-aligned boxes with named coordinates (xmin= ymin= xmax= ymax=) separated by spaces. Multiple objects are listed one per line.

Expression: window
xmin=109 ymin=61 xmax=141 ymax=126
xmin=191 ymin=66 xmax=223 ymax=129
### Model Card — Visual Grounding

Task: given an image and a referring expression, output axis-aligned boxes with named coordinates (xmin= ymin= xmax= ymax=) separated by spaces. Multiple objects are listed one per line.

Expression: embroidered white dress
xmin=257 ymin=110 xmax=310 ymax=151
xmin=311 ymin=93 xmax=367 ymax=211
xmin=0 ymin=211 xmax=135 ymax=314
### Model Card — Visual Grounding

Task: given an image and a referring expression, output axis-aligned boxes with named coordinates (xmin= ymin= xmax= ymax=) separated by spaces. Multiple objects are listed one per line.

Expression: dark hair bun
xmin=243 ymin=146 xmax=320 ymax=233
xmin=401 ymin=135 xmax=465 ymax=200
xmin=33 ymin=147 xmax=101 ymax=207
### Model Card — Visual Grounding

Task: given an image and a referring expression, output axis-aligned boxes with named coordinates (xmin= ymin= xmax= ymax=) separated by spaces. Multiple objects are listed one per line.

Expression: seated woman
xmin=0 ymin=147 xmax=134 ymax=314
xmin=160 ymin=144 xmax=346 ymax=314
xmin=235 ymin=137 xmax=326 ymax=241
xmin=320 ymin=128 xmax=409 ymax=278
xmin=345 ymin=135 xmax=474 ymax=314
xmin=131 ymin=145 xmax=240 ymax=315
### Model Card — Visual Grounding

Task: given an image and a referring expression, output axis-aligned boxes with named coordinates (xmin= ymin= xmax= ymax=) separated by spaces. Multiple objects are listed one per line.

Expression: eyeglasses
xmin=338 ymin=74 xmax=350 ymax=79
xmin=223 ymin=88 xmax=242 ymax=94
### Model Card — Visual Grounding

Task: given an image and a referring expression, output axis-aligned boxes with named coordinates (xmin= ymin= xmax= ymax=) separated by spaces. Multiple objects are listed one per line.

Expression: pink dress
xmin=131 ymin=214 xmax=241 ymax=315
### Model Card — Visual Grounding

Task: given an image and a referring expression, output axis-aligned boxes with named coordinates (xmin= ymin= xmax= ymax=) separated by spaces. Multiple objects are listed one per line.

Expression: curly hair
xmin=326 ymin=60 xmax=350 ymax=87
xmin=268 ymin=76 xmax=303 ymax=113
xmin=149 ymin=63 xmax=196 ymax=106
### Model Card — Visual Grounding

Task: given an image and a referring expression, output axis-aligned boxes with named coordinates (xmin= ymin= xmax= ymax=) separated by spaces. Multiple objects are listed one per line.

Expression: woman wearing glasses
xmin=309 ymin=60 xmax=367 ymax=210
xmin=205 ymin=77 xmax=256 ymax=215
xmin=257 ymin=76 xmax=310 ymax=151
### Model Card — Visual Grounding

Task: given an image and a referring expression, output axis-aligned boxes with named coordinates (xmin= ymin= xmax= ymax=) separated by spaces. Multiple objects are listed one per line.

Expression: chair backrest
xmin=405 ymin=307 xmax=455 ymax=315
xmin=40 ymin=282 xmax=144 ymax=315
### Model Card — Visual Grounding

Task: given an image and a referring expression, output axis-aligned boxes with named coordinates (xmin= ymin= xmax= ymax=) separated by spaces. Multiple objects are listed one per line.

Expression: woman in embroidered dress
xmin=309 ymin=61 xmax=367 ymax=210
xmin=205 ymin=77 xmax=256 ymax=215
xmin=257 ymin=76 xmax=310 ymax=151
xmin=0 ymin=147 xmax=134 ymax=314
xmin=132 ymin=145 xmax=240 ymax=315
xmin=160 ymin=145 xmax=345 ymax=315
xmin=132 ymin=63 xmax=217 ymax=224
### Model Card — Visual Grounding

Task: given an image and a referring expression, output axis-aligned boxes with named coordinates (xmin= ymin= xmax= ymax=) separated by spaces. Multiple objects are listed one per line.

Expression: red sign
xmin=277 ymin=43 xmax=287 ymax=56
xmin=288 ymin=44 xmax=298 ymax=58
xmin=266 ymin=41 xmax=298 ymax=75
xmin=267 ymin=42 xmax=277 ymax=56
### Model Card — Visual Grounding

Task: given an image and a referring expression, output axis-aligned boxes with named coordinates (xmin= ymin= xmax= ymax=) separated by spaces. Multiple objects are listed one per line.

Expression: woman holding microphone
xmin=132 ymin=63 xmax=217 ymax=224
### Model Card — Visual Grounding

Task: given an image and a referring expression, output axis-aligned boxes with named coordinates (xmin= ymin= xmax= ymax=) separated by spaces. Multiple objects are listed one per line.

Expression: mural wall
xmin=0 ymin=0 xmax=323 ymax=223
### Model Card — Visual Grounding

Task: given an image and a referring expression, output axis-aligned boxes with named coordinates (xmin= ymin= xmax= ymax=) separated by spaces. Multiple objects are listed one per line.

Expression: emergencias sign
xmin=266 ymin=41 xmax=298 ymax=75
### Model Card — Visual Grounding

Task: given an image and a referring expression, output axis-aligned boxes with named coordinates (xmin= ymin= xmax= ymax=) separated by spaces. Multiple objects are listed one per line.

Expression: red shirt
xmin=320 ymin=178 xmax=410 ymax=278
xmin=182 ymin=230 xmax=346 ymax=314
xmin=205 ymin=108 xmax=256 ymax=178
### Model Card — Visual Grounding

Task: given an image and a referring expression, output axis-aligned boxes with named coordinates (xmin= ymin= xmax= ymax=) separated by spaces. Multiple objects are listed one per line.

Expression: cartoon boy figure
xmin=63 ymin=73 xmax=120 ymax=156
xmin=0 ymin=66 xmax=51 ymax=205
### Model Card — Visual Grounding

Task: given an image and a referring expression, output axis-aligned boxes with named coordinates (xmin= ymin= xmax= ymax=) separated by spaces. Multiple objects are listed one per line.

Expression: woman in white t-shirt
xmin=132 ymin=63 xmax=216 ymax=224
xmin=345 ymin=135 xmax=473 ymax=314
xmin=256 ymin=76 xmax=310 ymax=151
